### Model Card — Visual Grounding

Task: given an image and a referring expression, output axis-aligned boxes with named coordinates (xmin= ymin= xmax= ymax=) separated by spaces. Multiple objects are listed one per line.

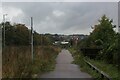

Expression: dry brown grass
xmin=2 ymin=46 xmax=60 ymax=78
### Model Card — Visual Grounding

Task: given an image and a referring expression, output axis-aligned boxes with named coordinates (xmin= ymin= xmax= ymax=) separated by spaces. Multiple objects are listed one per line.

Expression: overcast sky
xmin=1 ymin=2 xmax=118 ymax=35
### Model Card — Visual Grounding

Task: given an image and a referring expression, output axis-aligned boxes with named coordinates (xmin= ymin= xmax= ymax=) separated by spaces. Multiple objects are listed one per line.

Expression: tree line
xmin=1 ymin=22 xmax=54 ymax=46
xmin=77 ymin=15 xmax=119 ymax=66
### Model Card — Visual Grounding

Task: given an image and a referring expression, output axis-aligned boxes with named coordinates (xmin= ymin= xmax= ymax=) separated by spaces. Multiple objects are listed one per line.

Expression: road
xmin=39 ymin=49 xmax=91 ymax=78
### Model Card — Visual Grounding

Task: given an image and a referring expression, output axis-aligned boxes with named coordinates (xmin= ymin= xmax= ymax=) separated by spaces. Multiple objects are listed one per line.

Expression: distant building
xmin=61 ymin=41 xmax=69 ymax=44
xmin=52 ymin=34 xmax=88 ymax=46
xmin=69 ymin=34 xmax=88 ymax=40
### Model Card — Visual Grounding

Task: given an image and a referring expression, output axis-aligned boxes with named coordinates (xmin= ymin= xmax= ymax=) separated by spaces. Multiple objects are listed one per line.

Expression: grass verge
xmin=86 ymin=58 xmax=119 ymax=80
xmin=69 ymin=47 xmax=119 ymax=80
xmin=2 ymin=46 xmax=61 ymax=78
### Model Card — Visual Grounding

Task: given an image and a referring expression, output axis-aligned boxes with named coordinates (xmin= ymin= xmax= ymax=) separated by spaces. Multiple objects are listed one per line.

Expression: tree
xmin=91 ymin=15 xmax=117 ymax=64
xmin=79 ymin=15 xmax=117 ymax=64
xmin=1 ymin=21 xmax=54 ymax=46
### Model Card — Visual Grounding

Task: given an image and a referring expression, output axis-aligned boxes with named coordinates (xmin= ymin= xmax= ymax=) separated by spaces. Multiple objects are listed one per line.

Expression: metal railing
xmin=84 ymin=59 xmax=112 ymax=80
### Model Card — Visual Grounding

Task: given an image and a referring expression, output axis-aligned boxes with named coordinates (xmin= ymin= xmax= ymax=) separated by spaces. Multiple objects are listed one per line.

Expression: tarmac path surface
xmin=39 ymin=49 xmax=91 ymax=78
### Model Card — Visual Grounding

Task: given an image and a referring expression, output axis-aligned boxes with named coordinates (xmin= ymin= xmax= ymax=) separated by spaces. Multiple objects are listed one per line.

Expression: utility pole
xmin=31 ymin=17 xmax=33 ymax=62
xmin=3 ymin=14 xmax=7 ymax=48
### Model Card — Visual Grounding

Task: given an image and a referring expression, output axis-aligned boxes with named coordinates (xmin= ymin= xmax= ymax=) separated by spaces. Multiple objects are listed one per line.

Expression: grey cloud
xmin=2 ymin=2 xmax=118 ymax=34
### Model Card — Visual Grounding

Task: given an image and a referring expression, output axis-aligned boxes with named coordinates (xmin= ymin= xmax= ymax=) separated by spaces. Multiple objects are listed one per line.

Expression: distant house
xmin=69 ymin=34 xmax=88 ymax=40
xmin=61 ymin=41 xmax=69 ymax=45
xmin=52 ymin=34 xmax=88 ymax=46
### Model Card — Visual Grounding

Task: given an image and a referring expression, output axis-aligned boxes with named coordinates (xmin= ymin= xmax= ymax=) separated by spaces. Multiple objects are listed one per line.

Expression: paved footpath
xmin=39 ymin=49 xmax=91 ymax=78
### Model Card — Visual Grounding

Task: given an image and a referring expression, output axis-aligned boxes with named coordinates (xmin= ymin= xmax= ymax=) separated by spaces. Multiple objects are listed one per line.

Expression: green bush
xmin=78 ymin=15 xmax=118 ymax=65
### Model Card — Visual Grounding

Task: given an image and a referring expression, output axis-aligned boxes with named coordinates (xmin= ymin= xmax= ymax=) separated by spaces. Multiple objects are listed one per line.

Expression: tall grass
xmin=86 ymin=58 xmax=119 ymax=79
xmin=69 ymin=47 xmax=119 ymax=80
xmin=2 ymin=46 xmax=60 ymax=78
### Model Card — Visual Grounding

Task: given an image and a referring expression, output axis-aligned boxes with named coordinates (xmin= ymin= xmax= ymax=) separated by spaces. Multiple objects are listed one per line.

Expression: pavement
xmin=39 ymin=49 xmax=92 ymax=78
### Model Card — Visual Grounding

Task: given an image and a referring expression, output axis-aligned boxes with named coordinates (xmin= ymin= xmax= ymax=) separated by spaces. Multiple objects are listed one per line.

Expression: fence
xmin=84 ymin=59 xmax=111 ymax=80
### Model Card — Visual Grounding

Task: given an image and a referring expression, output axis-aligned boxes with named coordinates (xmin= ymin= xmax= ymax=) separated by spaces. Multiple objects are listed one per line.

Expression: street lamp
xmin=3 ymin=14 xmax=7 ymax=48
